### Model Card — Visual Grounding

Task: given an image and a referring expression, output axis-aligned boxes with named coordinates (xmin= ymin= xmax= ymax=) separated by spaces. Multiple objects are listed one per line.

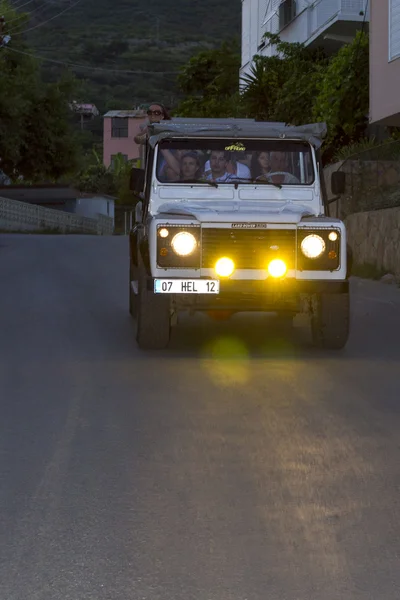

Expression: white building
xmin=241 ymin=0 xmax=370 ymax=78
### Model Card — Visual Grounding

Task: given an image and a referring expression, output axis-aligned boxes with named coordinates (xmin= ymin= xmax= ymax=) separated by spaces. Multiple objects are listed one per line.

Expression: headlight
xmin=170 ymin=231 xmax=197 ymax=256
xmin=301 ymin=234 xmax=326 ymax=259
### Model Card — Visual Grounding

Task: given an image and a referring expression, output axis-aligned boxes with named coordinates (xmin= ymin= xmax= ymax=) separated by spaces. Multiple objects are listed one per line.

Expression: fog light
xmin=215 ymin=257 xmax=235 ymax=277
xmin=328 ymin=231 xmax=338 ymax=241
xmin=159 ymin=228 xmax=169 ymax=238
xmin=268 ymin=259 xmax=287 ymax=278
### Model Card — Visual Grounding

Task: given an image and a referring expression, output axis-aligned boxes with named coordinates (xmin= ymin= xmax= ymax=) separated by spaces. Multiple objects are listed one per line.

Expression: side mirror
xmin=130 ymin=167 xmax=145 ymax=194
xmin=331 ymin=171 xmax=346 ymax=196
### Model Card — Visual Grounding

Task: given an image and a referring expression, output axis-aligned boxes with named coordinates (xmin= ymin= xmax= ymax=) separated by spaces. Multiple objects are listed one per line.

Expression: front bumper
xmin=146 ymin=277 xmax=349 ymax=311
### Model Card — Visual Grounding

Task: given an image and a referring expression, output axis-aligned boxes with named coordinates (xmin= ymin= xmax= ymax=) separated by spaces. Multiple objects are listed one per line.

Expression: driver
xmin=268 ymin=151 xmax=299 ymax=184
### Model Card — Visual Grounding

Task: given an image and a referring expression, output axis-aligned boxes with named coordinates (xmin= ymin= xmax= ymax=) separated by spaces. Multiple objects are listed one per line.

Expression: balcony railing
xmin=312 ymin=0 xmax=368 ymax=38
xmin=261 ymin=0 xmax=369 ymax=46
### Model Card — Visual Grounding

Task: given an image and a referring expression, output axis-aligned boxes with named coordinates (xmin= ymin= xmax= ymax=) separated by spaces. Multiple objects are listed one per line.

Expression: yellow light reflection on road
xmin=201 ymin=336 xmax=249 ymax=388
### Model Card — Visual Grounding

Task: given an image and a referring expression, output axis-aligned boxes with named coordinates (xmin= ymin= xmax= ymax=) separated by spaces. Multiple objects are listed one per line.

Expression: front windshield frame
xmin=154 ymin=138 xmax=316 ymax=187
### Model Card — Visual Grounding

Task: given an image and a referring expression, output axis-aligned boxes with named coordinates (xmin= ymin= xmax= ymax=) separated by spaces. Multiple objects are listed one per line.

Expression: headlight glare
xmin=268 ymin=259 xmax=287 ymax=278
xmin=215 ymin=257 xmax=235 ymax=277
xmin=170 ymin=231 xmax=197 ymax=256
xmin=301 ymin=234 xmax=326 ymax=259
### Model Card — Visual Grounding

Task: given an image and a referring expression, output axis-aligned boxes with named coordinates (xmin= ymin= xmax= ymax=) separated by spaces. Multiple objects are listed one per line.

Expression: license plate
xmin=154 ymin=279 xmax=220 ymax=294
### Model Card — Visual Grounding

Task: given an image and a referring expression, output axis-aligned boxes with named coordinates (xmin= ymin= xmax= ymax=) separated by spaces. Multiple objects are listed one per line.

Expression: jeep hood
xmin=157 ymin=201 xmax=315 ymax=224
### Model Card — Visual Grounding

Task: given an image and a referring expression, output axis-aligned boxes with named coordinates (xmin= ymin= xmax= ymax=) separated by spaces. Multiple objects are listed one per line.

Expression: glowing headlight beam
xmin=268 ymin=259 xmax=287 ymax=278
xmin=215 ymin=257 xmax=235 ymax=277
xmin=301 ymin=234 xmax=326 ymax=259
xmin=170 ymin=231 xmax=197 ymax=256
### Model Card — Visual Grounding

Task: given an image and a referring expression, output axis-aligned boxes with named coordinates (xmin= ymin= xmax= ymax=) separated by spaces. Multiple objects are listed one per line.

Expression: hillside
xmin=21 ymin=0 xmax=241 ymax=113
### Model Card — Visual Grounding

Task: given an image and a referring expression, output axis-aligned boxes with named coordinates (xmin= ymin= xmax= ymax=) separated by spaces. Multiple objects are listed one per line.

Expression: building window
xmin=390 ymin=0 xmax=400 ymax=61
xmin=111 ymin=117 xmax=129 ymax=137
xmin=279 ymin=0 xmax=296 ymax=31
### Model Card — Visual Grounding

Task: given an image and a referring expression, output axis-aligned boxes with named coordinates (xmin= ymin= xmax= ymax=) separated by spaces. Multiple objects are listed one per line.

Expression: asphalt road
xmin=1 ymin=233 xmax=400 ymax=600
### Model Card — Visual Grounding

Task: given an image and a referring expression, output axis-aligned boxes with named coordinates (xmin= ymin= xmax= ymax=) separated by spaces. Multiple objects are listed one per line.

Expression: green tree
xmin=313 ymin=30 xmax=369 ymax=160
xmin=175 ymin=40 xmax=242 ymax=117
xmin=0 ymin=0 xmax=80 ymax=181
xmin=240 ymin=33 xmax=327 ymax=124
xmin=74 ymin=150 xmax=137 ymax=205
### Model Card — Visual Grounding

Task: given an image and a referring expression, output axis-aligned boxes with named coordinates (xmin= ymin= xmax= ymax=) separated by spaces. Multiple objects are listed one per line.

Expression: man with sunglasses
xmin=134 ymin=102 xmax=171 ymax=145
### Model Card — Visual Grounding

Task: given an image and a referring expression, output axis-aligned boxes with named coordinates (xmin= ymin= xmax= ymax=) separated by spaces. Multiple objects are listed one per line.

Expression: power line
xmin=7 ymin=2 xmax=52 ymax=25
xmin=8 ymin=0 xmax=38 ymax=10
xmin=8 ymin=0 xmax=82 ymax=34
xmin=4 ymin=45 xmax=180 ymax=74
xmin=34 ymin=47 xmax=187 ymax=66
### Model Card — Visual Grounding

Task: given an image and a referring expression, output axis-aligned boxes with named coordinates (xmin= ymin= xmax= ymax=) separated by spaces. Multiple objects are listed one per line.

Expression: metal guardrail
xmin=0 ymin=196 xmax=114 ymax=234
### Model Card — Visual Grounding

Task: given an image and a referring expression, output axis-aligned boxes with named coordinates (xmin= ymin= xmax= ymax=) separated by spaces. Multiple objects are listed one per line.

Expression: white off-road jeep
xmin=129 ymin=118 xmax=351 ymax=350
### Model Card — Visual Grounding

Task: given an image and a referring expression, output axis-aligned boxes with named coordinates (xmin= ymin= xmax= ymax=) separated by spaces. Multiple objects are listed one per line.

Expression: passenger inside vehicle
xmin=156 ymin=145 xmax=307 ymax=184
xmin=251 ymin=151 xmax=271 ymax=181
xmin=180 ymin=151 xmax=203 ymax=181
xmin=204 ymin=151 xmax=231 ymax=182
xmin=204 ymin=151 xmax=251 ymax=180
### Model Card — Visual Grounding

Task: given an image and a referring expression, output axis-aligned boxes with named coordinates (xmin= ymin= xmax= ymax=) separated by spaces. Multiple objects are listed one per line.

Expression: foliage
xmin=313 ymin=30 xmax=370 ymax=159
xmin=333 ymin=137 xmax=400 ymax=163
xmin=21 ymin=0 xmax=242 ymax=112
xmin=332 ymin=137 xmax=388 ymax=162
xmin=74 ymin=150 xmax=137 ymax=205
xmin=175 ymin=40 xmax=242 ymax=117
xmin=176 ymin=30 xmax=370 ymax=163
xmin=240 ymin=33 xmax=328 ymax=124
xmin=0 ymin=0 xmax=81 ymax=181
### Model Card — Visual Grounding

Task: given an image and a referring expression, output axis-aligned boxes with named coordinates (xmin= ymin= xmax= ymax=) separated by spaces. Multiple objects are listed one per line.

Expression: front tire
xmin=311 ymin=292 xmax=350 ymax=349
xmin=136 ymin=271 xmax=171 ymax=350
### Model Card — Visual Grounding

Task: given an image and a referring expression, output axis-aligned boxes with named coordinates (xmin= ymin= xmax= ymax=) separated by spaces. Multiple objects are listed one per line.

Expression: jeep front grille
xmin=201 ymin=228 xmax=296 ymax=270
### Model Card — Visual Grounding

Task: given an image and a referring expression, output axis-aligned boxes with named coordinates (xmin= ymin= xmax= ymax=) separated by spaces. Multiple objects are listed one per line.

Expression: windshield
xmin=155 ymin=139 xmax=315 ymax=186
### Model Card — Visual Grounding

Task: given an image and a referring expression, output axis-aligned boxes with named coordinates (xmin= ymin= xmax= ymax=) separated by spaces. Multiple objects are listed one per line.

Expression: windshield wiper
xmin=169 ymin=178 xmax=218 ymax=188
xmin=232 ymin=177 xmax=283 ymax=190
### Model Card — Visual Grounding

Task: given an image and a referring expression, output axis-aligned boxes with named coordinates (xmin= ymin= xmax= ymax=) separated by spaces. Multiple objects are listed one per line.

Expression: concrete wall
xmin=345 ymin=207 xmax=400 ymax=275
xmin=324 ymin=162 xmax=400 ymax=275
xmin=0 ymin=196 xmax=114 ymax=235
xmin=370 ymin=0 xmax=400 ymax=125
xmin=74 ymin=196 xmax=115 ymax=223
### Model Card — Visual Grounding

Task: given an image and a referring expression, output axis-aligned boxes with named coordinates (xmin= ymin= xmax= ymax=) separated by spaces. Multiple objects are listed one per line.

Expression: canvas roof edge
xmin=147 ymin=119 xmax=328 ymax=149
xmin=103 ymin=110 xmax=147 ymax=118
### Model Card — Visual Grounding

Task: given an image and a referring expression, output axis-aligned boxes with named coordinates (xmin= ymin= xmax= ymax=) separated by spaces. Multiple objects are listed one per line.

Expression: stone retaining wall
xmin=345 ymin=207 xmax=400 ymax=275
xmin=324 ymin=162 xmax=400 ymax=275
